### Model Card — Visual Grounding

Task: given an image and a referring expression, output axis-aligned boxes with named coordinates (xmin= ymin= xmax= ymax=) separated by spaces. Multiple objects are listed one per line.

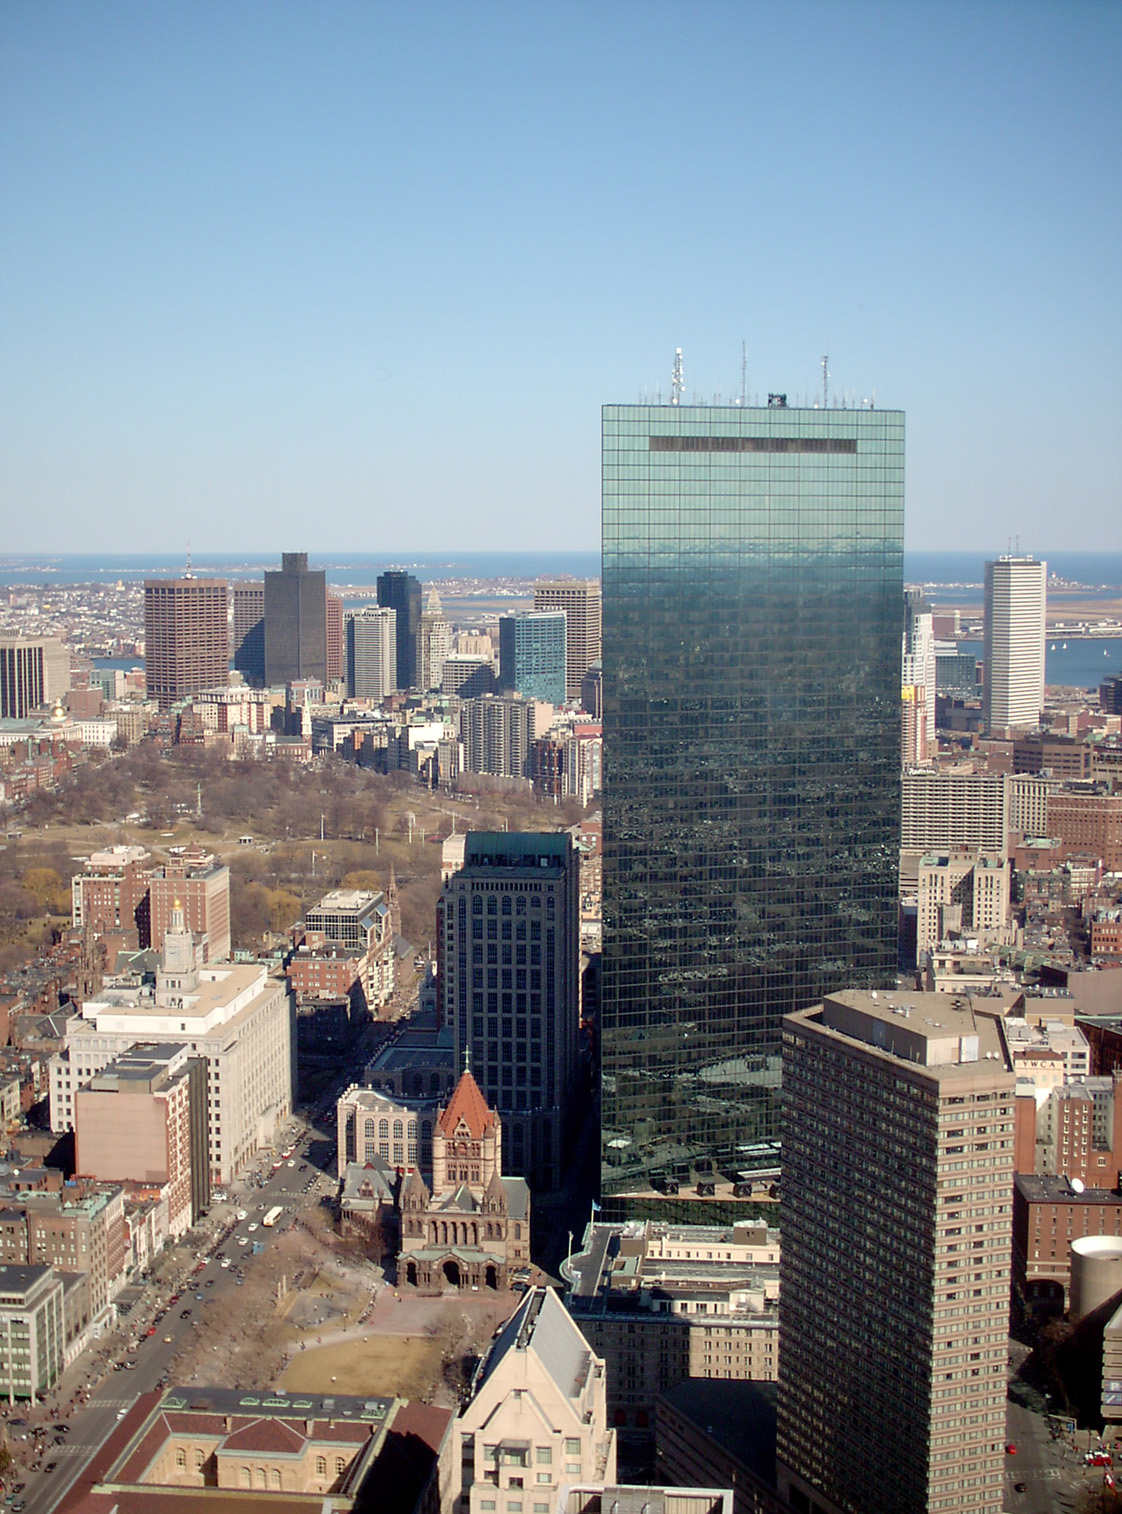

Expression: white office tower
xmin=777 ymin=989 xmax=1014 ymax=1514
xmin=983 ymin=556 xmax=1046 ymax=732
xmin=902 ymin=590 xmax=936 ymax=764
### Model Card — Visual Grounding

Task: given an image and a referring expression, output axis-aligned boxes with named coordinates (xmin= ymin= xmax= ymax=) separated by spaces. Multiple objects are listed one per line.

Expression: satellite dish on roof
xmin=1071 ymin=1177 xmax=1086 ymax=1194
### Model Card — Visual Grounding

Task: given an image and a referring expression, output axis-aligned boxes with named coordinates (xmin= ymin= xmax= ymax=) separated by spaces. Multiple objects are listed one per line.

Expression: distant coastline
xmin=1 ymin=549 xmax=1120 ymax=589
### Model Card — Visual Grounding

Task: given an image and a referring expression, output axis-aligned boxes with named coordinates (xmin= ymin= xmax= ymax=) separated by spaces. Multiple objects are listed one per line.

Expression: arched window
xmin=365 ymin=1117 xmax=377 ymax=1140
xmin=240 ymin=1467 xmax=251 ymax=1488
xmin=393 ymin=1119 xmax=403 ymax=1140
xmin=271 ymin=1468 xmax=282 ymax=1488
xmin=256 ymin=1467 xmax=267 ymax=1488
xmin=316 ymin=1456 xmax=327 ymax=1477
xmin=175 ymin=1448 xmax=187 ymax=1468
xmin=335 ymin=1456 xmax=347 ymax=1476
xmin=379 ymin=1118 xmax=389 ymax=1139
xmin=514 ymin=1223 xmax=522 ymax=1239
xmin=194 ymin=1449 xmax=205 ymax=1469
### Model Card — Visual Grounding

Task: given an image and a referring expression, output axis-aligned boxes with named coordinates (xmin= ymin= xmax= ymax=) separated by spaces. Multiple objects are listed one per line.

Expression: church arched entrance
xmin=485 ymin=1264 xmax=498 ymax=1290
xmin=406 ymin=1261 xmax=418 ymax=1287
xmin=443 ymin=1259 xmax=461 ymax=1288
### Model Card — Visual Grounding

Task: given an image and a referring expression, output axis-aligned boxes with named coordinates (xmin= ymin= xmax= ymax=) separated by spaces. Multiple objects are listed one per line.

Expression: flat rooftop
xmin=788 ymin=988 xmax=1014 ymax=1079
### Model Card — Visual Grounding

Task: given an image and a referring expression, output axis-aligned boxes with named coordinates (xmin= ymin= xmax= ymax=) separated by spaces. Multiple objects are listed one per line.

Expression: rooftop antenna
xmin=671 ymin=348 xmax=684 ymax=406
xmin=740 ymin=341 xmax=747 ymax=407
xmin=185 ymin=541 xmax=193 ymax=579
xmin=821 ymin=353 xmax=829 ymax=410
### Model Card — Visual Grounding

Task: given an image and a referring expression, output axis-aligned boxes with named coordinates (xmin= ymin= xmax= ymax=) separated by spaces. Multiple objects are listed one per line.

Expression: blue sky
xmin=2 ymin=0 xmax=1119 ymax=554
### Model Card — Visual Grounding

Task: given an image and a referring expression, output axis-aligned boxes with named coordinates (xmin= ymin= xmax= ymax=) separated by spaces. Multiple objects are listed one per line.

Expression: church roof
xmin=437 ymin=1068 xmax=496 ymax=1138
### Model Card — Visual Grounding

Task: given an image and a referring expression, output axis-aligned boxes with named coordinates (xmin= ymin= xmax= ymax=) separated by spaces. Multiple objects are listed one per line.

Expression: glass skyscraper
xmin=601 ymin=401 xmax=904 ymax=1200
xmin=498 ymin=610 xmax=568 ymax=705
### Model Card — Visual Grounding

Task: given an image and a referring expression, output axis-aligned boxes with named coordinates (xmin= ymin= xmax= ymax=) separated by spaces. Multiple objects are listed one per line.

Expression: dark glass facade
xmin=377 ymin=570 xmax=423 ymax=691
xmin=601 ymin=403 xmax=904 ymax=1199
xmin=264 ymin=552 xmax=326 ymax=686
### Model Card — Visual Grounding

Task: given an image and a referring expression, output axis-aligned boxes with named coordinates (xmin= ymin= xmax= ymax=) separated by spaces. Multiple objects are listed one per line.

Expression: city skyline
xmin=2 ymin=3 xmax=1120 ymax=556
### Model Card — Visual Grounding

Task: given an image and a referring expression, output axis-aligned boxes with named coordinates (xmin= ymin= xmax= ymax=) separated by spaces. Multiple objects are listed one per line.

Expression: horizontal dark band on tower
xmin=649 ymin=435 xmax=857 ymax=454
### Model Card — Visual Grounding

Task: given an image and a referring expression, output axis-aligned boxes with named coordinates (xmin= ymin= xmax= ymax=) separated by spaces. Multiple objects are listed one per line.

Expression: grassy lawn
xmin=279 ymin=1334 xmax=445 ymax=1399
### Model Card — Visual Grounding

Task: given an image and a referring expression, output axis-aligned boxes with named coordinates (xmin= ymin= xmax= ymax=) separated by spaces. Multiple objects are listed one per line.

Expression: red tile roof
xmin=436 ymin=1069 xmax=496 ymax=1138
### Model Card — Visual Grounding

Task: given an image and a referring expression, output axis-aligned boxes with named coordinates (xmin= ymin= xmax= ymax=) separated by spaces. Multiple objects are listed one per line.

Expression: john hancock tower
xmin=601 ymin=397 xmax=903 ymax=1204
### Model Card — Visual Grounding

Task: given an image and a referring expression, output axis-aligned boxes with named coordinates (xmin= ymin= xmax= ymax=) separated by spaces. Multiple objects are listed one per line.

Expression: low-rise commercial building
xmin=564 ymin=1220 xmax=779 ymax=1441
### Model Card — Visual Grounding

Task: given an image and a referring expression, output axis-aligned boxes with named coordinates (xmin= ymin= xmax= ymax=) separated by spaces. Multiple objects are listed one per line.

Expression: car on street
xmin=146 ymin=1326 xmax=156 ymax=1336
xmin=164 ymin=1335 xmax=173 ymax=1343
xmin=1087 ymin=1452 xmax=1113 ymax=1466
xmin=180 ymin=1309 xmax=191 ymax=1319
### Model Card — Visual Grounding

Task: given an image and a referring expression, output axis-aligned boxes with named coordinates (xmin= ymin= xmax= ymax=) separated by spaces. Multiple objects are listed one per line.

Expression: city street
xmin=2 ymin=1116 xmax=335 ymax=1514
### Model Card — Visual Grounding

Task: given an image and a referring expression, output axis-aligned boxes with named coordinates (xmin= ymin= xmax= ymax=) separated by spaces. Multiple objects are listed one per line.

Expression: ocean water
xmin=957 ymin=638 xmax=1122 ymax=691
xmin=0 ymin=550 xmax=603 ymax=587
xmin=2 ymin=548 xmax=1120 ymax=589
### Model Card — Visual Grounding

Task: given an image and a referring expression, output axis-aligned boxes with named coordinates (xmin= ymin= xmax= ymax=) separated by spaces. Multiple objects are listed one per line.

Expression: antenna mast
xmin=671 ymin=348 xmax=684 ymax=406
xmin=741 ymin=341 xmax=747 ymax=406
xmin=821 ymin=354 xmax=829 ymax=409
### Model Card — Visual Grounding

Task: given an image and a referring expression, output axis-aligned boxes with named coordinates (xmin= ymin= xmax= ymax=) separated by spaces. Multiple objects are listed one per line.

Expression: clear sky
xmin=2 ymin=0 xmax=1119 ymax=555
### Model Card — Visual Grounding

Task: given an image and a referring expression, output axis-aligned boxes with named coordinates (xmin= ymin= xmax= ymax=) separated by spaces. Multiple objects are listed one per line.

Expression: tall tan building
xmin=915 ymin=851 xmax=1012 ymax=957
xmin=50 ymin=905 xmax=294 ymax=1186
xmin=778 ymin=990 xmax=1015 ymax=1514
xmin=455 ymin=1285 xmax=616 ymax=1514
xmin=534 ymin=578 xmax=601 ymax=701
xmin=144 ymin=578 xmax=229 ymax=710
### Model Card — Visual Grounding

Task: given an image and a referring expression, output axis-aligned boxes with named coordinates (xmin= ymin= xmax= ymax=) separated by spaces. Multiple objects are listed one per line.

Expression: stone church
xmin=398 ymin=1068 xmax=530 ymax=1290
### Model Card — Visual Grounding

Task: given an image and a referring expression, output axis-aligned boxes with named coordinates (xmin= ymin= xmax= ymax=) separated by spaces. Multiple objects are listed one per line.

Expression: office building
xmin=778 ymin=989 xmax=1014 ymax=1514
xmin=565 ymin=1217 xmax=779 ymax=1438
xmin=983 ymin=555 xmax=1047 ymax=732
xmin=439 ymin=832 xmax=580 ymax=1190
xmin=901 ymin=590 xmax=936 ymax=765
xmin=345 ymin=606 xmax=397 ymax=700
xmin=376 ymin=569 xmax=422 ymax=690
xmin=454 ymin=1286 xmax=616 ymax=1514
xmin=74 ymin=1044 xmax=208 ymax=1237
xmin=144 ymin=579 xmax=229 ymax=710
xmin=264 ymin=552 xmax=327 ymax=686
xmin=419 ymin=587 xmax=452 ymax=691
xmin=230 ymin=583 xmax=265 ymax=685
xmin=499 ymin=610 xmax=567 ymax=705
xmin=0 ymin=1266 xmax=65 ymax=1402
xmin=0 ymin=635 xmax=70 ymax=718
xmin=915 ymin=850 xmax=1011 ymax=956
xmin=534 ymin=578 xmax=602 ymax=700
xmin=326 ymin=591 xmax=344 ymax=684
xmin=601 ymin=402 xmax=903 ymax=1199
xmin=441 ymin=653 xmax=495 ymax=699
xmin=50 ymin=903 xmax=294 ymax=1187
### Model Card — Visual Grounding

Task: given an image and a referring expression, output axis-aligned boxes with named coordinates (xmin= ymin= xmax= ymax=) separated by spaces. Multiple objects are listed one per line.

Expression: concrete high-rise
xmin=983 ymin=555 xmax=1046 ymax=733
xmin=345 ymin=606 xmax=396 ymax=700
xmin=230 ymin=583 xmax=265 ymax=685
xmin=439 ymin=832 xmax=580 ymax=1191
xmin=533 ymin=578 xmax=602 ymax=700
xmin=144 ymin=579 xmax=229 ymax=710
xmin=601 ymin=401 xmax=903 ymax=1201
xmin=264 ymin=552 xmax=326 ymax=686
xmin=376 ymin=569 xmax=422 ymax=691
xmin=498 ymin=610 xmax=567 ymax=705
xmin=778 ymin=989 xmax=1014 ymax=1514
